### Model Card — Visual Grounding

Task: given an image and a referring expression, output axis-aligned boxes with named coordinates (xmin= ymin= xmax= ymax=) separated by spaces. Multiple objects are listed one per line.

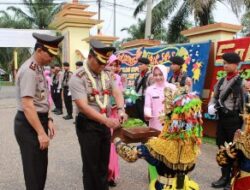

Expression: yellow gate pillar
xmin=50 ymin=3 xmax=102 ymax=71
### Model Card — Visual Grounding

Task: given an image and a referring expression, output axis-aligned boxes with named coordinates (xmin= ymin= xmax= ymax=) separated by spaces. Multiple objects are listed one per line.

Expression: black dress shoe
xmin=52 ymin=108 xmax=57 ymax=112
xmin=211 ymin=177 xmax=228 ymax=188
xmin=223 ymin=182 xmax=231 ymax=190
xmin=55 ymin=111 xmax=63 ymax=115
xmin=108 ymin=180 xmax=117 ymax=187
xmin=63 ymin=115 xmax=73 ymax=120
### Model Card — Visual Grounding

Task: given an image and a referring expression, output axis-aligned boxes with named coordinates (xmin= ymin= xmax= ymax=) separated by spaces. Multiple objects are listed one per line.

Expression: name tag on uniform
xmin=152 ymin=96 xmax=159 ymax=99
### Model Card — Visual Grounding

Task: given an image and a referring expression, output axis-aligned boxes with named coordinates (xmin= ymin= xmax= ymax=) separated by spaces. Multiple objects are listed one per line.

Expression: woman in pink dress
xmin=144 ymin=64 xmax=176 ymax=131
xmin=107 ymin=54 xmax=122 ymax=186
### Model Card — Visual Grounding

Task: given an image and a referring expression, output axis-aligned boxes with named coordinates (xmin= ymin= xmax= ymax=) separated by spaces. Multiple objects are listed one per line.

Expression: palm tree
xmin=121 ymin=18 xmax=169 ymax=42
xmin=121 ymin=19 xmax=145 ymax=41
xmin=241 ymin=5 xmax=250 ymax=36
xmin=0 ymin=11 xmax=32 ymax=29
xmin=0 ymin=0 xmax=63 ymax=75
xmin=133 ymin=0 xmax=247 ymax=43
xmin=6 ymin=0 xmax=62 ymax=29
xmin=0 ymin=11 xmax=32 ymax=74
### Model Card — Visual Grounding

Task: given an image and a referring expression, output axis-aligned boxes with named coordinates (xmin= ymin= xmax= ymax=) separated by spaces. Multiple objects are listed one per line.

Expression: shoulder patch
xmin=29 ymin=62 xmax=37 ymax=71
xmin=76 ymin=70 xmax=85 ymax=78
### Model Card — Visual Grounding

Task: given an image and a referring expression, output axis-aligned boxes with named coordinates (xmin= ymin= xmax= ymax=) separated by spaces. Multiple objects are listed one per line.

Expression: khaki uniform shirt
xmin=69 ymin=64 xmax=116 ymax=115
xmin=16 ymin=56 xmax=49 ymax=113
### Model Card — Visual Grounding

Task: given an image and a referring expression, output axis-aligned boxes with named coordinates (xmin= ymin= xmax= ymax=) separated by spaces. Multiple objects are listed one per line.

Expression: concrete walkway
xmin=0 ymin=98 xmax=221 ymax=190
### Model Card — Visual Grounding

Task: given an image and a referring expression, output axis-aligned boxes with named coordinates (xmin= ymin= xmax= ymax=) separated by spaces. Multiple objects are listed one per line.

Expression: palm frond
xmin=151 ymin=0 xmax=180 ymax=27
xmin=133 ymin=0 xmax=147 ymax=17
xmin=167 ymin=1 xmax=192 ymax=43
xmin=0 ymin=11 xmax=11 ymax=21
xmin=222 ymin=0 xmax=246 ymax=18
xmin=7 ymin=6 xmax=34 ymax=22
xmin=194 ymin=0 xmax=216 ymax=25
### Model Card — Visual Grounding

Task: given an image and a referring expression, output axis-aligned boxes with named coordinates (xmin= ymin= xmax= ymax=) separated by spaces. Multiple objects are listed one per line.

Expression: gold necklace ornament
xmin=84 ymin=63 xmax=110 ymax=115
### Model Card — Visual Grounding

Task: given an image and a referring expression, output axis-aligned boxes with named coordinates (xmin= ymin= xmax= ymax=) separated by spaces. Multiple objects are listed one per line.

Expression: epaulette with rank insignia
xmin=29 ymin=62 xmax=37 ymax=71
xmin=76 ymin=70 xmax=85 ymax=78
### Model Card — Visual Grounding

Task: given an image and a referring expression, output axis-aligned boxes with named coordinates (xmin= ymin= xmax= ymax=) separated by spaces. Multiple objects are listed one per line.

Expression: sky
xmin=0 ymin=0 xmax=243 ymax=40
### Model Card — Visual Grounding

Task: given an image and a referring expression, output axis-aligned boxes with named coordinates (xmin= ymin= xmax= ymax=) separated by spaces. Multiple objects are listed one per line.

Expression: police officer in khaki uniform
xmin=15 ymin=33 xmax=63 ymax=190
xmin=209 ymin=53 xmax=244 ymax=190
xmin=69 ymin=40 xmax=127 ymax=190
xmin=62 ymin=62 xmax=73 ymax=120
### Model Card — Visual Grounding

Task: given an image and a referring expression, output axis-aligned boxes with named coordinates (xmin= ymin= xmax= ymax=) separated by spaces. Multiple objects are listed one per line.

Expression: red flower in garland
xmin=92 ymin=88 xmax=99 ymax=96
xmin=103 ymin=89 xmax=111 ymax=95
xmin=100 ymin=108 xmax=107 ymax=114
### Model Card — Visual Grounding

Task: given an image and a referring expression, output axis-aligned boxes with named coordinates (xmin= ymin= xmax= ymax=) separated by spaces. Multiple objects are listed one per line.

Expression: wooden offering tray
xmin=112 ymin=127 xmax=160 ymax=143
xmin=122 ymin=127 xmax=160 ymax=139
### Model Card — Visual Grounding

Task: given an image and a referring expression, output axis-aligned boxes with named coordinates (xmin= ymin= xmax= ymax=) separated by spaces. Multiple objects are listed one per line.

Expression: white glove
xmin=208 ymin=104 xmax=217 ymax=115
xmin=67 ymin=91 xmax=71 ymax=96
xmin=57 ymin=89 xmax=60 ymax=93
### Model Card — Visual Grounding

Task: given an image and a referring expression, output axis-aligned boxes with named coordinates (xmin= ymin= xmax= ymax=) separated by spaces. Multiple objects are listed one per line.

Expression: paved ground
xmin=0 ymin=97 xmax=222 ymax=190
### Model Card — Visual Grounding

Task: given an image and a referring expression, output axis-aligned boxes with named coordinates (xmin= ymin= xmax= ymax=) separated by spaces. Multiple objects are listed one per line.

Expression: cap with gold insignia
xmin=33 ymin=33 xmax=64 ymax=56
xmin=89 ymin=39 xmax=116 ymax=65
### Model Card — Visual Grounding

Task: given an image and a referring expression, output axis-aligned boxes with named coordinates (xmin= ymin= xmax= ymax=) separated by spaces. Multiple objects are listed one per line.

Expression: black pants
xmin=216 ymin=111 xmax=243 ymax=147
xmin=54 ymin=88 xmax=62 ymax=112
xmin=63 ymin=87 xmax=73 ymax=116
xmin=51 ymin=86 xmax=55 ymax=105
xmin=14 ymin=111 xmax=48 ymax=190
xmin=76 ymin=113 xmax=111 ymax=190
xmin=135 ymin=97 xmax=146 ymax=123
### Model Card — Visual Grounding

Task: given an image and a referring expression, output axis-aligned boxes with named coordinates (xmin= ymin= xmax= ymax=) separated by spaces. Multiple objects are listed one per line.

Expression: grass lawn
xmin=202 ymin=136 xmax=216 ymax=145
xmin=0 ymin=81 xmax=14 ymax=86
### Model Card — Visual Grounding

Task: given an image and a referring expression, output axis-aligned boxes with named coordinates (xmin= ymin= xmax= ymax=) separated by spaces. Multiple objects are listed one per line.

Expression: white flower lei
xmin=84 ymin=63 xmax=109 ymax=115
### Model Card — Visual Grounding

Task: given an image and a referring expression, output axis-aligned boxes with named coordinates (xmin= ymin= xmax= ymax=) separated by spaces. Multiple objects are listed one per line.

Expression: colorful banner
xmin=117 ymin=41 xmax=211 ymax=95
xmin=211 ymin=37 xmax=250 ymax=91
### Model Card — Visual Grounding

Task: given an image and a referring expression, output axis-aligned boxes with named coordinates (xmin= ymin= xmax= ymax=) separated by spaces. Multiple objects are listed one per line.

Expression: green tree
xmin=6 ymin=0 xmax=62 ymax=29
xmin=121 ymin=18 xmax=145 ymax=41
xmin=0 ymin=11 xmax=32 ymax=74
xmin=133 ymin=0 xmax=247 ymax=43
xmin=0 ymin=0 xmax=62 ymax=75
xmin=121 ymin=18 xmax=169 ymax=42
xmin=241 ymin=8 xmax=250 ymax=35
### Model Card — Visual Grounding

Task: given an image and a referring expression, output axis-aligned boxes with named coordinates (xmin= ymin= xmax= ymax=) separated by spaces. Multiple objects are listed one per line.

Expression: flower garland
xmin=84 ymin=64 xmax=110 ymax=115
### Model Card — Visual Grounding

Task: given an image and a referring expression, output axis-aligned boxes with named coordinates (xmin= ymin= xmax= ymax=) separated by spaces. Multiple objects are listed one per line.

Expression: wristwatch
xmin=48 ymin=117 xmax=54 ymax=122
xmin=117 ymin=107 xmax=125 ymax=111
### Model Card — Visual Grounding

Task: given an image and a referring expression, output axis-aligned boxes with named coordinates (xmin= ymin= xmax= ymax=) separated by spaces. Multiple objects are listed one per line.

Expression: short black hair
xmin=170 ymin=56 xmax=185 ymax=66
xmin=138 ymin=57 xmax=150 ymax=65
xmin=63 ymin=62 xmax=69 ymax=66
xmin=75 ymin=61 xmax=83 ymax=67
xmin=54 ymin=63 xmax=61 ymax=68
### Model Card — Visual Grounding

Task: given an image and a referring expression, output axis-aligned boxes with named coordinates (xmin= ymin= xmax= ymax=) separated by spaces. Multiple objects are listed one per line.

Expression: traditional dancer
xmin=115 ymin=85 xmax=203 ymax=190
